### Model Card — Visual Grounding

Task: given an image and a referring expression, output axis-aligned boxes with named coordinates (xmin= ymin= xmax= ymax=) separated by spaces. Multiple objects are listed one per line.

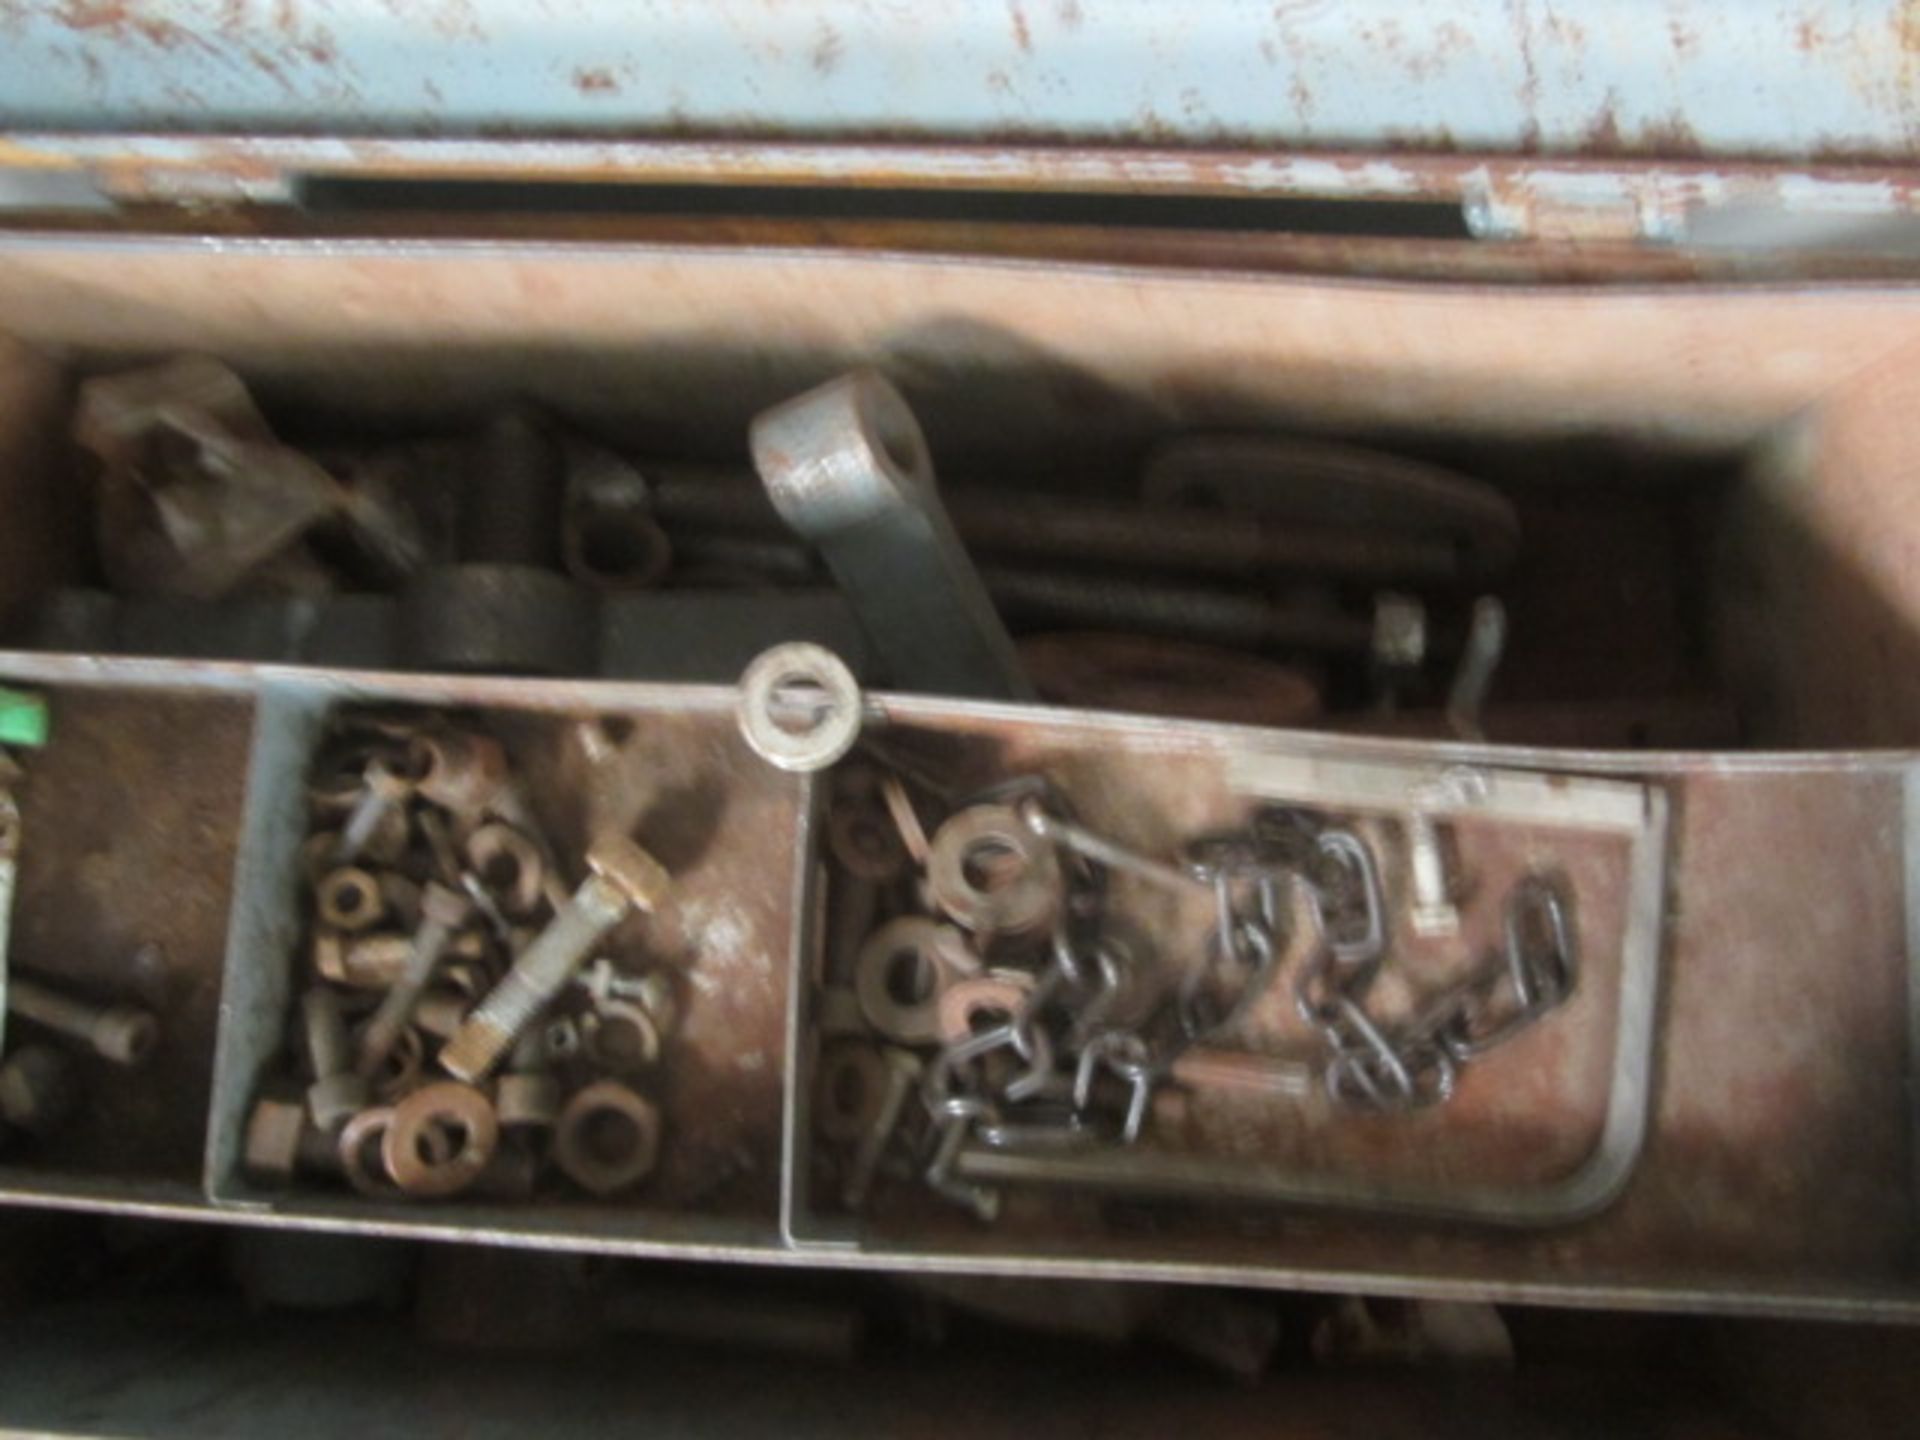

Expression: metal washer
xmin=736 ymin=643 xmax=863 ymax=772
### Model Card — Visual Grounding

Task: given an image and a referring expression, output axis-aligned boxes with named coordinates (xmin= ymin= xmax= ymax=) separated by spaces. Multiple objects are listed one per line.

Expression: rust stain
xmin=810 ymin=21 xmax=843 ymax=76
xmin=1668 ymin=18 xmax=1698 ymax=56
xmin=1055 ymin=0 xmax=1081 ymax=29
xmin=1584 ymin=98 xmax=1623 ymax=152
xmin=573 ymin=66 xmax=620 ymax=96
xmin=1795 ymin=17 xmax=1823 ymax=52
xmin=1900 ymin=0 xmax=1920 ymax=52
xmin=1008 ymin=0 xmax=1031 ymax=54
xmin=298 ymin=25 xmax=335 ymax=66
xmin=1636 ymin=111 xmax=1705 ymax=157
xmin=52 ymin=0 xmax=190 ymax=49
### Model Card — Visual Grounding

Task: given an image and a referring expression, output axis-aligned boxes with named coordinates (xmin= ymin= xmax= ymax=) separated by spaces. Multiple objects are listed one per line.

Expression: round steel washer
xmin=383 ymin=1082 xmax=500 ymax=1199
xmin=853 ymin=916 xmax=971 ymax=1045
xmin=925 ymin=804 xmax=1062 ymax=938
xmin=736 ymin=643 xmax=862 ymax=773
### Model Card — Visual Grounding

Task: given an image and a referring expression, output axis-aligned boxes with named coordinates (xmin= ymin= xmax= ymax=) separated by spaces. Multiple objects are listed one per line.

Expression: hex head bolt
xmin=8 ymin=975 xmax=158 ymax=1066
xmin=301 ymin=987 xmax=369 ymax=1130
xmin=355 ymin=882 xmax=473 ymax=1080
xmin=439 ymin=837 xmax=671 ymax=1084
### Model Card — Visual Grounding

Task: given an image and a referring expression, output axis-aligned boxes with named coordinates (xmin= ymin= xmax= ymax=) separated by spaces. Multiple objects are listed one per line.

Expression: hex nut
xmin=317 ymin=867 xmax=386 ymax=933
xmin=585 ymin=835 xmax=672 ymax=913
xmin=244 ymin=1095 xmax=308 ymax=1185
xmin=496 ymin=1071 xmax=563 ymax=1130
xmin=580 ymin=1000 xmax=660 ymax=1073
xmin=553 ymin=1081 xmax=661 ymax=1196
xmin=0 ymin=1045 xmax=79 ymax=1139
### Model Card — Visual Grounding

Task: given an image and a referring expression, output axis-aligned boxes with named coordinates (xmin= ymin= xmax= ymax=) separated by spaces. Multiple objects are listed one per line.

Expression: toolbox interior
xmin=0 ymin=240 xmax=1914 ymax=1287
xmin=2 ymin=241 xmax=1918 ymax=748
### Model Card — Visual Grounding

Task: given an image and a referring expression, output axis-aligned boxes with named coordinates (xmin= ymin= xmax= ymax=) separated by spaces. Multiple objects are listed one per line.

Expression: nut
xmin=496 ymin=1071 xmax=563 ymax=1130
xmin=383 ymin=1082 xmax=500 ymax=1199
xmin=244 ymin=1095 xmax=308 ymax=1185
xmin=316 ymin=867 xmax=385 ymax=933
xmin=580 ymin=1000 xmax=660 ymax=1073
xmin=553 ymin=1080 xmax=661 ymax=1196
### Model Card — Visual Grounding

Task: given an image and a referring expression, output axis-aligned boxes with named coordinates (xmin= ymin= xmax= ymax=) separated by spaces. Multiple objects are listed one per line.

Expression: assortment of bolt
xmin=813 ymin=762 xmax=1578 ymax=1221
xmin=243 ymin=710 xmax=675 ymax=1202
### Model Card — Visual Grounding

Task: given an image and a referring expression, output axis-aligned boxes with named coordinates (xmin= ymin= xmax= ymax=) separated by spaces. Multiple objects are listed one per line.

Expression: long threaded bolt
xmin=440 ymin=836 xmax=670 ymax=1084
xmin=10 ymin=975 xmax=158 ymax=1066
xmin=302 ymin=987 xmax=369 ymax=1130
xmin=355 ymin=882 xmax=472 ymax=1080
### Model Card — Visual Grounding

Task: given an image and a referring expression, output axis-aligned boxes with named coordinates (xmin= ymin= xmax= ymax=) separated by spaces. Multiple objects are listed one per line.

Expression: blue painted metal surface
xmin=0 ymin=0 xmax=1915 ymax=160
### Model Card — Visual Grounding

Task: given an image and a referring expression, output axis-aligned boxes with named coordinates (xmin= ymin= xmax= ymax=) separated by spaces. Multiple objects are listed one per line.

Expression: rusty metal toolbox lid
xmin=3 ymin=1 xmax=1920 ymax=260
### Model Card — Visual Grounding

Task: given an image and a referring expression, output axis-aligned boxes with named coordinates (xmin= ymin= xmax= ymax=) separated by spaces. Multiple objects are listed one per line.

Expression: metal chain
xmin=883 ymin=777 xmax=1578 ymax=1213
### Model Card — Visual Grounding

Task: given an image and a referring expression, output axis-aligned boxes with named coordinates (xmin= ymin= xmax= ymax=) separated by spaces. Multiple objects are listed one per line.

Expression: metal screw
xmin=841 ymin=1047 xmax=921 ymax=1211
xmin=302 ymin=987 xmax=369 ymax=1130
xmin=1405 ymin=812 xmax=1459 ymax=939
xmin=334 ymin=759 xmax=412 ymax=865
xmin=10 ymin=975 xmax=158 ymax=1066
xmin=355 ymin=882 xmax=473 ymax=1079
xmin=440 ymin=836 xmax=671 ymax=1083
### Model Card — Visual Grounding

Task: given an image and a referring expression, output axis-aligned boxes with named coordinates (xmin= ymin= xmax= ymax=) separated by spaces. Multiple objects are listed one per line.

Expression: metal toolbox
xmin=4 ymin=0 xmax=1920 ymax=1326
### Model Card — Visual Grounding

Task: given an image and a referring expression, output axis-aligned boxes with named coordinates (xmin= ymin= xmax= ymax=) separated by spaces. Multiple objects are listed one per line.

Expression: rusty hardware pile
xmin=813 ymin=765 xmax=1577 ymax=1221
xmin=243 ymin=712 xmax=675 ymax=1202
